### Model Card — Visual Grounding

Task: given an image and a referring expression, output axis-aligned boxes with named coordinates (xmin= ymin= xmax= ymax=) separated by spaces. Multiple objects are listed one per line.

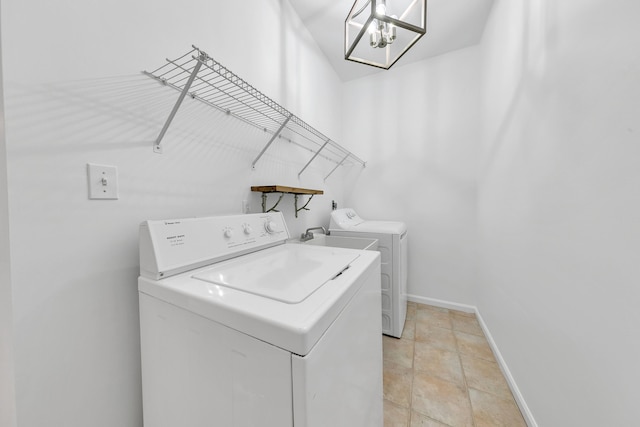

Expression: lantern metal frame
xmin=345 ymin=0 xmax=427 ymax=69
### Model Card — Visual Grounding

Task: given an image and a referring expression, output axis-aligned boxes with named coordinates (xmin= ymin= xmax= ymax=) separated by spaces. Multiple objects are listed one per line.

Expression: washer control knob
xmin=347 ymin=211 xmax=355 ymax=219
xmin=223 ymin=227 xmax=234 ymax=238
xmin=264 ymin=220 xmax=278 ymax=234
xmin=243 ymin=224 xmax=253 ymax=235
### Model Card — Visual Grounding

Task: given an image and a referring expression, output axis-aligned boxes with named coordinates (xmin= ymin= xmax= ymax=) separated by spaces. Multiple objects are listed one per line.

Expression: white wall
xmin=0 ymin=0 xmax=348 ymax=425
xmin=0 ymin=18 xmax=18 ymax=426
xmin=479 ymin=0 xmax=640 ymax=425
xmin=343 ymin=0 xmax=640 ymax=424
xmin=342 ymin=47 xmax=481 ymax=305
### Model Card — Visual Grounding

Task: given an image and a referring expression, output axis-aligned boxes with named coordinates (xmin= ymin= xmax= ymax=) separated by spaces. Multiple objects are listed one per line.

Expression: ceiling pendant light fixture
xmin=345 ymin=0 xmax=427 ymax=69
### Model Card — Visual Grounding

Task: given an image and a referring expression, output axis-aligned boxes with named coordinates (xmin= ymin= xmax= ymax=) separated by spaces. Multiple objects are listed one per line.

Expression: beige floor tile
xmin=454 ymin=330 xmax=495 ymax=361
xmin=416 ymin=307 xmax=452 ymax=330
xmin=384 ymin=336 xmax=415 ymax=369
xmin=414 ymin=342 xmax=464 ymax=386
xmin=384 ymin=304 xmax=526 ymax=427
xmin=410 ymin=411 xmax=450 ymax=426
xmin=451 ymin=312 xmax=484 ymax=336
xmin=407 ymin=303 xmax=417 ymax=321
xmin=385 ymin=399 xmax=411 ymax=427
xmin=460 ymin=354 xmax=513 ymax=400
xmin=415 ymin=325 xmax=457 ymax=352
xmin=412 ymin=372 xmax=473 ymax=427
xmin=469 ymin=388 xmax=527 ymax=427
xmin=384 ymin=360 xmax=413 ymax=408
xmin=416 ymin=303 xmax=448 ymax=313
xmin=402 ymin=318 xmax=416 ymax=341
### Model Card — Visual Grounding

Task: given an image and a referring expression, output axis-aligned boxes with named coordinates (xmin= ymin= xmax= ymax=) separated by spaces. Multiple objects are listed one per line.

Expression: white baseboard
xmin=474 ymin=310 xmax=538 ymax=427
xmin=407 ymin=293 xmax=538 ymax=427
xmin=407 ymin=294 xmax=476 ymax=313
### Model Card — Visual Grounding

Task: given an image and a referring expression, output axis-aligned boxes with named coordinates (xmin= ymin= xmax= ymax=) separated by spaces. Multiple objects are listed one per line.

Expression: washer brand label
xmin=166 ymin=234 xmax=185 ymax=247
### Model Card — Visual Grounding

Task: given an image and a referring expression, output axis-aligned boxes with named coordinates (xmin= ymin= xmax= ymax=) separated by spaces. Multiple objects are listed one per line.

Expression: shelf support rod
xmin=153 ymin=56 xmax=204 ymax=154
xmin=324 ymin=153 xmax=351 ymax=181
xmin=298 ymin=138 xmax=331 ymax=178
xmin=252 ymin=114 xmax=292 ymax=169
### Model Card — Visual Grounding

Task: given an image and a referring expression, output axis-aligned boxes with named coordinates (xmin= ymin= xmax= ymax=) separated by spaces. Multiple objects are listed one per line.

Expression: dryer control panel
xmin=139 ymin=212 xmax=289 ymax=279
xmin=329 ymin=208 xmax=364 ymax=230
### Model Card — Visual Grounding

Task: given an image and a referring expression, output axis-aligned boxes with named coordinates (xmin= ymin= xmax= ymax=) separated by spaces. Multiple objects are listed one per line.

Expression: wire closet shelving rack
xmin=144 ymin=45 xmax=366 ymax=180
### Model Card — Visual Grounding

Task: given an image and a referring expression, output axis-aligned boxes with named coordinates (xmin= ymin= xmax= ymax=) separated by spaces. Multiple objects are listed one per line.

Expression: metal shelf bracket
xmin=324 ymin=153 xmax=351 ymax=181
xmin=252 ymin=114 xmax=292 ymax=169
xmin=298 ymin=138 xmax=331 ymax=178
xmin=152 ymin=52 xmax=205 ymax=154
xmin=294 ymin=194 xmax=315 ymax=218
xmin=261 ymin=193 xmax=285 ymax=213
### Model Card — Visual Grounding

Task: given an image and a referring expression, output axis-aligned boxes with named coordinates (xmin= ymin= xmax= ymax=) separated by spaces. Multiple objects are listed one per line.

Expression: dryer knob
xmin=243 ymin=224 xmax=253 ymax=235
xmin=264 ymin=220 xmax=278 ymax=234
xmin=347 ymin=211 xmax=356 ymax=219
xmin=223 ymin=228 xmax=234 ymax=238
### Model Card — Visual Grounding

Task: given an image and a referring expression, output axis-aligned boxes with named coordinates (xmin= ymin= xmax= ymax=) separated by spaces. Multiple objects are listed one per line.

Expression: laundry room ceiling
xmin=289 ymin=0 xmax=495 ymax=81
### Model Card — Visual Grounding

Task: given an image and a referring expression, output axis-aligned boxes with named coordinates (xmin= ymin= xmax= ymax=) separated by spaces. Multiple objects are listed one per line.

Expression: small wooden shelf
xmin=251 ymin=186 xmax=323 ymax=218
xmin=251 ymin=185 xmax=323 ymax=195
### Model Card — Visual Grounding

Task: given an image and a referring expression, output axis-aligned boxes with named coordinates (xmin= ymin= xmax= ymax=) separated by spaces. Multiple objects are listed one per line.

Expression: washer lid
xmin=192 ymin=244 xmax=359 ymax=303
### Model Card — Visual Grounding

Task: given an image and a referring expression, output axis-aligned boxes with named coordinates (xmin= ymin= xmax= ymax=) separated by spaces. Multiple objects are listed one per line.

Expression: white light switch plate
xmin=87 ymin=163 xmax=118 ymax=200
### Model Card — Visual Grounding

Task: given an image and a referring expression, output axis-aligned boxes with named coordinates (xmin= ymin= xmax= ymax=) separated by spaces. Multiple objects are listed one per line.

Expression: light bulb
xmin=389 ymin=25 xmax=397 ymax=42
xmin=388 ymin=15 xmax=397 ymax=43
xmin=368 ymin=20 xmax=377 ymax=34
xmin=376 ymin=3 xmax=386 ymax=16
xmin=370 ymin=29 xmax=379 ymax=47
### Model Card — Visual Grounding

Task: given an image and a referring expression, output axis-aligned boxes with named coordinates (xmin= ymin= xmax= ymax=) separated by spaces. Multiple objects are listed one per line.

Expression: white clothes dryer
xmin=330 ymin=208 xmax=408 ymax=338
xmin=138 ymin=212 xmax=382 ymax=427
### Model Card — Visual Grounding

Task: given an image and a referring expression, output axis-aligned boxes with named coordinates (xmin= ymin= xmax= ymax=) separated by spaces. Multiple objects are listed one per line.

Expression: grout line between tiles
xmin=408 ymin=297 xmax=537 ymax=426
xmin=398 ymin=302 xmax=530 ymax=427
xmin=454 ymin=312 xmax=478 ymax=427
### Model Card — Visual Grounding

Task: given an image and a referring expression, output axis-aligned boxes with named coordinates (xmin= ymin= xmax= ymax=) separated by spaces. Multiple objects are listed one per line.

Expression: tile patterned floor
xmin=383 ymin=302 xmax=527 ymax=427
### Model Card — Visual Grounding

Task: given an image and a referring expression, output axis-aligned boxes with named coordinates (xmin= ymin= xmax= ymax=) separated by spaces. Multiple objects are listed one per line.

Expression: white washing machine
xmin=138 ymin=212 xmax=382 ymax=427
xmin=330 ymin=208 xmax=408 ymax=338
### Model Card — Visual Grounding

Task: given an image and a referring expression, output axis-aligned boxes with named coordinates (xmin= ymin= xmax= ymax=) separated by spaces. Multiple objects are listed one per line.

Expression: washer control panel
xmin=139 ymin=212 xmax=290 ymax=279
xmin=215 ymin=214 xmax=287 ymax=247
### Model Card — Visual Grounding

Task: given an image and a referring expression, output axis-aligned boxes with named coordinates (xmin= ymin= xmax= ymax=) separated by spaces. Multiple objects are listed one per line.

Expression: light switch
xmin=87 ymin=163 xmax=119 ymax=200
